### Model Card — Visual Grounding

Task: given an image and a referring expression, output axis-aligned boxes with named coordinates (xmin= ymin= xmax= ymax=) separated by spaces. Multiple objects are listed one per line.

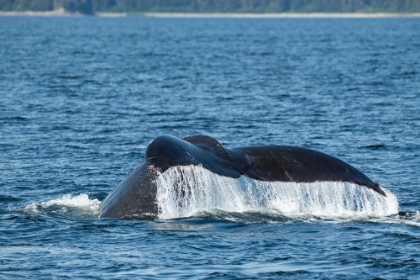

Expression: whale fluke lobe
xmin=99 ymin=135 xmax=386 ymax=219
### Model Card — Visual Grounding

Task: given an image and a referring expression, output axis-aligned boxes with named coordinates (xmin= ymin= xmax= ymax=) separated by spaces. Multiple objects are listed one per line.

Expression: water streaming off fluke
xmin=156 ymin=165 xmax=399 ymax=220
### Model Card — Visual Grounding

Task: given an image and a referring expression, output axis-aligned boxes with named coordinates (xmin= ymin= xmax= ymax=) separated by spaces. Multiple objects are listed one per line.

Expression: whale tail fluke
xmin=373 ymin=181 xmax=387 ymax=197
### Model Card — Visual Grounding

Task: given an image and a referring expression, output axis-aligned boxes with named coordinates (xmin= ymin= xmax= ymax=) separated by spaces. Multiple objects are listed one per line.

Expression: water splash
xmin=24 ymin=193 xmax=100 ymax=216
xmin=373 ymin=210 xmax=420 ymax=227
xmin=156 ymin=165 xmax=399 ymax=220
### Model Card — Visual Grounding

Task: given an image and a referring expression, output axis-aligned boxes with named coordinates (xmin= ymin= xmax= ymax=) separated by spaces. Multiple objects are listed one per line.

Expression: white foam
xmin=24 ymin=193 xmax=100 ymax=216
xmin=405 ymin=211 xmax=420 ymax=227
xmin=156 ymin=165 xmax=399 ymax=220
xmin=372 ymin=210 xmax=420 ymax=227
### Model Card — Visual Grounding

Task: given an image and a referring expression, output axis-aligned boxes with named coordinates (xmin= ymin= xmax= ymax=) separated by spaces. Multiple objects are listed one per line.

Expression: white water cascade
xmin=156 ymin=165 xmax=399 ymax=220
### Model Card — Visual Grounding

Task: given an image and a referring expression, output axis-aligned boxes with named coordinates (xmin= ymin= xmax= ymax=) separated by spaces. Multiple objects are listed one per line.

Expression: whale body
xmin=99 ymin=135 xmax=386 ymax=219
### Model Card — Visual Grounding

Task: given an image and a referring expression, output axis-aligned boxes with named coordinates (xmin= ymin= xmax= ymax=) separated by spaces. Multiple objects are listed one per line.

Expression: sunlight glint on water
xmin=156 ymin=165 xmax=399 ymax=220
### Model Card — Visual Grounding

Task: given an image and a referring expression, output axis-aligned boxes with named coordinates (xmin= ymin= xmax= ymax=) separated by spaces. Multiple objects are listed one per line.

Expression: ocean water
xmin=1 ymin=16 xmax=420 ymax=279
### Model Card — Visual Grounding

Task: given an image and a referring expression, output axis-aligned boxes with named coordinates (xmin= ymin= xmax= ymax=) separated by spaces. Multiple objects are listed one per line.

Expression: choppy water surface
xmin=1 ymin=16 xmax=420 ymax=279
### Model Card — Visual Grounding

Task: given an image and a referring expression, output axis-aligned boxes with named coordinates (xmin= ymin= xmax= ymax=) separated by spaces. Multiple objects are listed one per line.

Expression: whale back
xmin=99 ymin=163 xmax=158 ymax=219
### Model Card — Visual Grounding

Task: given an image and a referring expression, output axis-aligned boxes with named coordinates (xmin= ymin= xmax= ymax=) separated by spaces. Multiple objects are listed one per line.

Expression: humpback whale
xmin=99 ymin=135 xmax=386 ymax=219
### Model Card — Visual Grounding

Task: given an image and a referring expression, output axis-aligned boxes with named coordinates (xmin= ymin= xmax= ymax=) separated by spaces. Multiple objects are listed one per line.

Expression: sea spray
xmin=24 ymin=193 xmax=100 ymax=216
xmin=156 ymin=165 xmax=399 ymax=220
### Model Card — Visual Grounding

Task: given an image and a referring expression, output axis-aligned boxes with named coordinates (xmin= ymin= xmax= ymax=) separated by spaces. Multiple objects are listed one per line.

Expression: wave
xmin=23 ymin=193 xmax=100 ymax=216
xmin=156 ymin=165 xmax=399 ymax=220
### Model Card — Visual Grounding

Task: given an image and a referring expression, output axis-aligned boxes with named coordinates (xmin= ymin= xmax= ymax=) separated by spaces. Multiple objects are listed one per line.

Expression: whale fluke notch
xmin=99 ymin=135 xmax=386 ymax=219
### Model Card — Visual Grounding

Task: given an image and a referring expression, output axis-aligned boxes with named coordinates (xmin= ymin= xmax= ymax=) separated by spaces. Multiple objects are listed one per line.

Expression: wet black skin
xmin=99 ymin=135 xmax=386 ymax=219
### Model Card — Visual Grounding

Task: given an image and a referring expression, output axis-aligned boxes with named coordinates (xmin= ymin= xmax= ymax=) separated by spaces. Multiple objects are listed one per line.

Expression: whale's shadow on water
xmin=98 ymin=135 xmax=397 ymax=220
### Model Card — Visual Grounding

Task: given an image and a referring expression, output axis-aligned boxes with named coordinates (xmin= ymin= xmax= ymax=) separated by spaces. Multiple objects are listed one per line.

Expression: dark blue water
xmin=1 ymin=16 xmax=420 ymax=279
